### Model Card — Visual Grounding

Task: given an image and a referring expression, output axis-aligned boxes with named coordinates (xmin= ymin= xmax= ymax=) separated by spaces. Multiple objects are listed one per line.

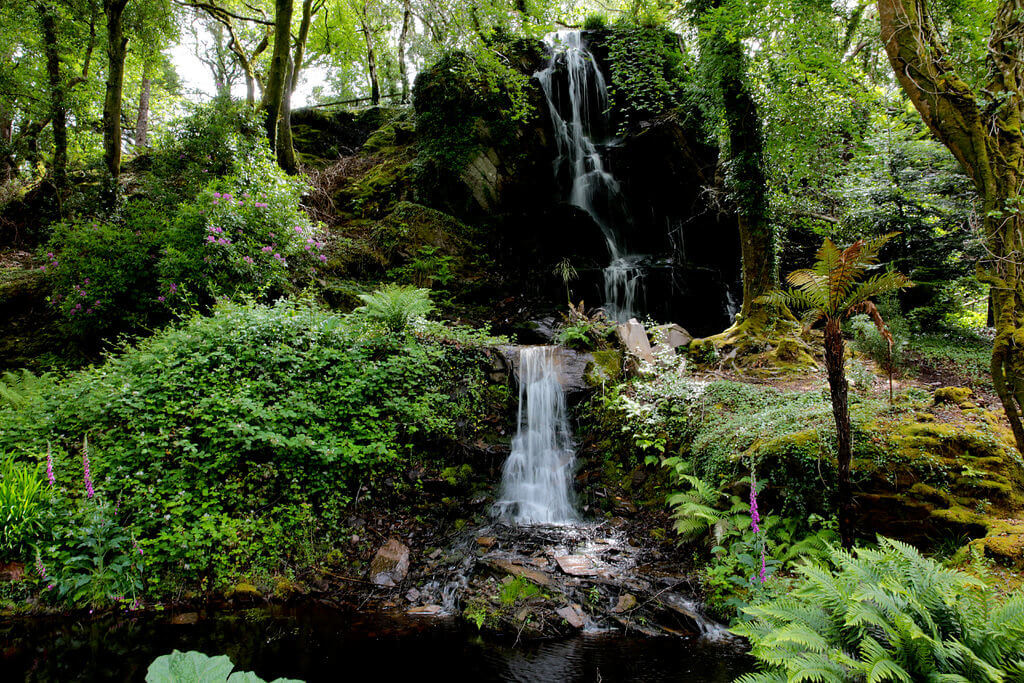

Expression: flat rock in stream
xmin=554 ymin=555 xmax=597 ymax=576
xmin=484 ymin=558 xmax=553 ymax=587
xmin=369 ymin=538 xmax=410 ymax=586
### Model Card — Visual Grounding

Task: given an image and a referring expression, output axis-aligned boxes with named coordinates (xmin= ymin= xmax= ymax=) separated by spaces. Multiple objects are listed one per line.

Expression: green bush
xmin=0 ymin=455 xmax=45 ymax=559
xmin=353 ymin=284 xmax=434 ymax=332
xmin=583 ymin=12 xmax=609 ymax=30
xmin=43 ymin=201 xmax=164 ymax=335
xmin=0 ymin=298 xmax=497 ymax=593
xmin=734 ymin=537 xmax=1024 ymax=682
xmin=146 ymin=96 xmax=265 ymax=205
xmin=158 ymin=149 xmax=325 ymax=309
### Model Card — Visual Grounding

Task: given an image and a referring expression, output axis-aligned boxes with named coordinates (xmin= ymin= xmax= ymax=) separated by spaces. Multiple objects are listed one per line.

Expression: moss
xmin=441 ymin=464 xmax=474 ymax=486
xmin=585 ymin=350 xmax=623 ymax=387
xmin=933 ymin=386 xmax=973 ymax=406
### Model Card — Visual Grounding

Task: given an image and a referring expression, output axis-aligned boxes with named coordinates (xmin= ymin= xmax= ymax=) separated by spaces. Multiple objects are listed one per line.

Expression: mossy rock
xmin=585 ymin=350 xmax=623 ymax=387
xmin=933 ymin=386 xmax=973 ymax=407
xmin=362 ymin=116 xmax=416 ymax=155
xmin=226 ymin=582 xmax=263 ymax=601
xmin=335 ymin=157 xmax=415 ymax=218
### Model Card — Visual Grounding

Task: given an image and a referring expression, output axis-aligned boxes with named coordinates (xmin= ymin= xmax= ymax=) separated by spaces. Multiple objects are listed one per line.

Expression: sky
xmin=167 ymin=25 xmax=326 ymax=108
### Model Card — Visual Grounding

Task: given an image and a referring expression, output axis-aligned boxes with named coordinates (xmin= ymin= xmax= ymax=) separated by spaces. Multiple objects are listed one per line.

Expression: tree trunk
xmin=877 ymin=0 xmax=1024 ymax=453
xmin=398 ymin=0 xmax=412 ymax=104
xmin=39 ymin=3 xmax=68 ymax=193
xmin=261 ymin=0 xmax=294 ymax=149
xmin=276 ymin=57 xmax=297 ymax=173
xmin=824 ymin=319 xmax=854 ymax=549
xmin=135 ymin=62 xmax=151 ymax=151
xmin=361 ymin=17 xmax=380 ymax=106
xmin=102 ymin=0 xmax=130 ymax=186
xmin=693 ymin=0 xmax=775 ymax=322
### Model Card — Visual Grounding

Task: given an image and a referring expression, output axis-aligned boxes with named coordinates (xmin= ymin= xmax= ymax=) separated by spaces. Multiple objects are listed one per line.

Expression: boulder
xmin=650 ymin=323 xmax=692 ymax=351
xmin=498 ymin=345 xmax=595 ymax=397
xmin=616 ymin=318 xmax=653 ymax=362
xmin=369 ymin=538 xmax=411 ymax=586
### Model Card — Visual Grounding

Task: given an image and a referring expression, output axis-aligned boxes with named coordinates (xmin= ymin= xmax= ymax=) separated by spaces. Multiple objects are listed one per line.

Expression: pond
xmin=2 ymin=606 xmax=755 ymax=682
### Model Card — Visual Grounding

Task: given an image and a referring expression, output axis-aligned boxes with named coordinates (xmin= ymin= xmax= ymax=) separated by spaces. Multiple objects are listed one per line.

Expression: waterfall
xmin=495 ymin=346 xmax=577 ymax=525
xmin=536 ymin=30 xmax=644 ymax=322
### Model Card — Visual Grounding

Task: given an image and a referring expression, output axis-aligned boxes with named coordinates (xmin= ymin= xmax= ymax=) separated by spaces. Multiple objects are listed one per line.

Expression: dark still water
xmin=1 ymin=606 xmax=755 ymax=682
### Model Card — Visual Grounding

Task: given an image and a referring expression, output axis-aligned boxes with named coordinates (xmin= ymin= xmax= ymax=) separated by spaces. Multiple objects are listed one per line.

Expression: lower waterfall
xmin=495 ymin=346 xmax=577 ymax=524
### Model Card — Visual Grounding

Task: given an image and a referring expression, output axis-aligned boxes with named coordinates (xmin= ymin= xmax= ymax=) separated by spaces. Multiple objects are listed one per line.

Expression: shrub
xmin=158 ymin=149 xmax=325 ymax=309
xmin=0 ymin=298 xmax=496 ymax=592
xmin=733 ymin=537 xmax=1024 ymax=682
xmin=353 ymin=284 xmax=434 ymax=332
xmin=146 ymin=97 xmax=265 ymax=205
xmin=583 ymin=12 xmax=608 ymax=30
xmin=42 ymin=200 xmax=164 ymax=336
xmin=0 ymin=455 xmax=45 ymax=559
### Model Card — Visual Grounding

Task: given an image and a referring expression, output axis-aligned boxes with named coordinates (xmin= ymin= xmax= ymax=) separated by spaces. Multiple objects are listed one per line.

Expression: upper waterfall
xmin=536 ymin=30 xmax=644 ymax=322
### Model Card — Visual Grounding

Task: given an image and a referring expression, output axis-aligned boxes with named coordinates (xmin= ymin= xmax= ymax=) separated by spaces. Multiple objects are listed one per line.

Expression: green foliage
xmin=0 ymin=455 xmax=45 ymax=559
xmin=604 ymin=25 xmax=688 ymax=133
xmin=733 ymin=537 xmax=1024 ymax=682
xmin=158 ymin=150 xmax=325 ymax=309
xmin=0 ymin=370 xmax=53 ymax=410
xmin=146 ymin=650 xmax=302 ymax=683
xmin=763 ymin=234 xmax=912 ymax=325
xmin=498 ymin=576 xmax=541 ymax=605
xmin=411 ymin=46 xmax=537 ymax=197
xmin=146 ymin=97 xmax=266 ymax=205
xmin=43 ymin=202 xmax=163 ymax=336
xmin=583 ymin=12 xmax=608 ymax=30
xmin=353 ymin=284 xmax=434 ymax=332
xmin=849 ymin=304 xmax=910 ymax=371
xmin=663 ymin=462 xmax=748 ymax=542
xmin=43 ymin=498 xmax=144 ymax=608
xmin=0 ymin=298 xmax=495 ymax=593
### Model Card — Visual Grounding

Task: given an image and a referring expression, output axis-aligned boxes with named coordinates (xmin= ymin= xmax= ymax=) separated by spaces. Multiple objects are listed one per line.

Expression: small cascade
xmin=536 ymin=30 xmax=644 ymax=322
xmin=495 ymin=346 xmax=577 ymax=524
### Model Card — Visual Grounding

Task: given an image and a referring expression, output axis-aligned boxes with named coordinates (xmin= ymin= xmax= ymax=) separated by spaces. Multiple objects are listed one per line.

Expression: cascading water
xmin=536 ymin=30 xmax=644 ymax=322
xmin=495 ymin=346 xmax=577 ymax=524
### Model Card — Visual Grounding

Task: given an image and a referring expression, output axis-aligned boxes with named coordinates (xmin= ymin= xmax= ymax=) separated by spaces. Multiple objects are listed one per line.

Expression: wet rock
xmin=483 ymin=558 xmax=553 ymax=587
xmin=170 ymin=612 xmax=200 ymax=625
xmin=405 ymin=588 xmax=421 ymax=602
xmin=369 ymin=538 xmax=411 ymax=587
xmin=554 ymin=555 xmax=598 ymax=576
xmin=477 ymin=536 xmax=497 ymax=549
xmin=408 ymin=604 xmax=443 ymax=616
xmin=612 ymin=594 xmax=637 ymax=613
xmin=555 ymin=604 xmax=586 ymax=628
xmin=498 ymin=345 xmax=595 ymax=397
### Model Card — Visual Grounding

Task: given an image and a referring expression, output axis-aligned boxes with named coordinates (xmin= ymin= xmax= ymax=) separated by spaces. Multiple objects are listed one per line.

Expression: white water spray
xmin=536 ymin=30 xmax=644 ymax=321
xmin=495 ymin=347 xmax=577 ymax=524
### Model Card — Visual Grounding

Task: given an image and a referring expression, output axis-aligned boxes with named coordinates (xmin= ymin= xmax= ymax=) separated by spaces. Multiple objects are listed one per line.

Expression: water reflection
xmin=1 ymin=606 xmax=754 ymax=682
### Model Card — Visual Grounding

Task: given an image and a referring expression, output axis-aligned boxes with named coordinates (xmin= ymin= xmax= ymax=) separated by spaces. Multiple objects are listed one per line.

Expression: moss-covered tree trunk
xmin=261 ymin=0 xmax=293 ymax=150
xmin=102 ymin=0 xmax=130 ymax=185
xmin=878 ymin=0 xmax=1024 ymax=453
xmin=824 ymin=318 xmax=854 ymax=548
xmin=39 ymin=3 xmax=68 ymax=193
xmin=693 ymin=0 xmax=776 ymax=323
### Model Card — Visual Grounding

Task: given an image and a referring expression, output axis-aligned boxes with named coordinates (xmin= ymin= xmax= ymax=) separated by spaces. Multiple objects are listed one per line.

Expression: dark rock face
xmin=290 ymin=31 xmax=741 ymax=335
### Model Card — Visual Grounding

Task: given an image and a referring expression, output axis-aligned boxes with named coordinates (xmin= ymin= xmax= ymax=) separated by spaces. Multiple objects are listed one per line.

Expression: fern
xmin=352 ymin=284 xmax=434 ymax=332
xmin=0 ymin=369 xmax=53 ymax=410
xmin=733 ymin=537 xmax=1024 ymax=682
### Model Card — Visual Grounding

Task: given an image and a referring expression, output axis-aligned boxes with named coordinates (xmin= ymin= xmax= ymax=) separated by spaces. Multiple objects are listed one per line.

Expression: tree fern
xmin=733 ymin=537 xmax=1024 ymax=682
